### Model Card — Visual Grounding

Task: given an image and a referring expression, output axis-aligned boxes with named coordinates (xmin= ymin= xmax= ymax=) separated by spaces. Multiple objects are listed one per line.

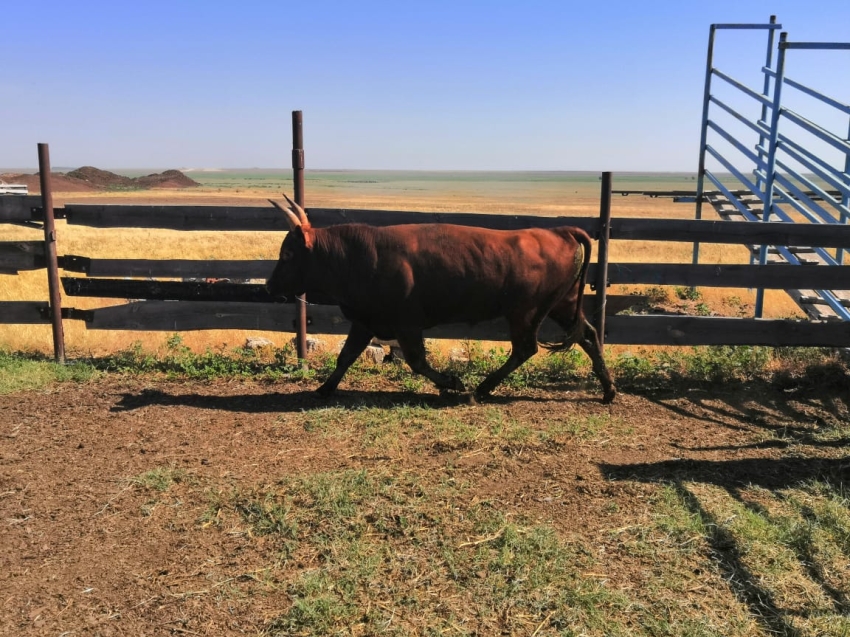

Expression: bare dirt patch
xmin=1 ymin=375 xmax=847 ymax=635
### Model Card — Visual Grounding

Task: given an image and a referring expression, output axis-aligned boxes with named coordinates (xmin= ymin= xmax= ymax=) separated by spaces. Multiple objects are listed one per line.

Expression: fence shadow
xmin=632 ymin=378 xmax=850 ymax=452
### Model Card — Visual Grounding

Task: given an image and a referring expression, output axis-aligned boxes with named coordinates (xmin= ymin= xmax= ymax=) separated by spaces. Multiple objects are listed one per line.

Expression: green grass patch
xmin=0 ymin=348 xmax=97 ymax=394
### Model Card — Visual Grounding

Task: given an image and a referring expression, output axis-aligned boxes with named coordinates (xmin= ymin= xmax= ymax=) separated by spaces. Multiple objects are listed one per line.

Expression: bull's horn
xmin=268 ymin=199 xmax=301 ymax=230
xmin=282 ymin=193 xmax=310 ymax=227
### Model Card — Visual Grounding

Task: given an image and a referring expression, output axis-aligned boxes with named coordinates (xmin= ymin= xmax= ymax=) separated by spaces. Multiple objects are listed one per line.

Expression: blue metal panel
xmin=691 ymin=17 xmax=850 ymax=322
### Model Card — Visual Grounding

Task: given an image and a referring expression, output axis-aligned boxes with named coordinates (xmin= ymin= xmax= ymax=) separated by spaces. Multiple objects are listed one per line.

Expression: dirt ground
xmin=1 ymin=372 xmax=848 ymax=635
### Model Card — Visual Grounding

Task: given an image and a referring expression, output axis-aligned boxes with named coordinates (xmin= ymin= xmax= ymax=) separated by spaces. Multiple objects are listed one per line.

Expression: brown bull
xmin=266 ymin=196 xmax=616 ymax=403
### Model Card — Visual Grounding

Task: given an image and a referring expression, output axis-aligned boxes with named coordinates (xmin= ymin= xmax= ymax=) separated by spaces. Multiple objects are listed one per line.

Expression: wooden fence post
xmin=292 ymin=111 xmax=308 ymax=361
xmin=594 ymin=172 xmax=613 ymax=346
xmin=37 ymin=143 xmax=65 ymax=362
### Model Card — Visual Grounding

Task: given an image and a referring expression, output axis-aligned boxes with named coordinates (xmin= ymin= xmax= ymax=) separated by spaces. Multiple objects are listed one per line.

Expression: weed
xmin=674 ymin=286 xmax=702 ymax=301
xmin=129 ymin=466 xmax=186 ymax=492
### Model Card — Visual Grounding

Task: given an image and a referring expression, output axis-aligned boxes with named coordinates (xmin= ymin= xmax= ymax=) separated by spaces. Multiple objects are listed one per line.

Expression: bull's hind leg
xmin=394 ymin=330 xmax=466 ymax=393
xmin=578 ymin=319 xmax=617 ymax=404
xmin=317 ymin=323 xmax=374 ymax=396
xmin=474 ymin=317 xmax=540 ymax=399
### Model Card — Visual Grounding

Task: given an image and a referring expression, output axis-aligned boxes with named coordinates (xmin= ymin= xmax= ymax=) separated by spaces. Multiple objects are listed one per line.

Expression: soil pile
xmin=65 ymin=166 xmax=135 ymax=188
xmin=134 ymin=169 xmax=199 ymax=189
xmin=1 ymin=167 xmax=200 ymax=193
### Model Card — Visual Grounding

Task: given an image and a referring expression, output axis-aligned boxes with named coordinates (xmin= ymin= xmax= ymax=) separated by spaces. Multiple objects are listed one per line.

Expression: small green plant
xmin=129 ymin=466 xmax=186 ymax=492
xmin=674 ymin=286 xmax=702 ymax=301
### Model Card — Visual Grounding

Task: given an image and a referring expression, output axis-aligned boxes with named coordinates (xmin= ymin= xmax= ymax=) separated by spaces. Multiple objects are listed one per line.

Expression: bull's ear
xmin=282 ymin=194 xmax=311 ymax=229
xmin=268 ymin=199 xmax=301 ymax=231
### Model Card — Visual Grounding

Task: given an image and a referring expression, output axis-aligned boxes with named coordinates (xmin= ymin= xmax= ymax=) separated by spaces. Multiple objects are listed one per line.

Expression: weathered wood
xmin=82 ymin=301 xmax=296 ymax=331
xmin=64 ymin=205 xmax=290 ymax=231
xmin=62 ymin=203 xmax=597 ymax=233
xmin=61 ymin=277 xmax=286 ymax=303
xmin=60 ymin=256 xmax=276 ymax=280
xmin=58 ymin=202 xmax=850 ymax=248
xmin=0 ymin=195 xmax=41 ymax=222
xmin=0 ymin=241 xmax=45 ymax=273
xmin=0 ymin=301 xmax=50 ymax=324
xmin=605 ymin=315 xmax=850 ymax=346
xmin=60 ymin=276 xmax=643 ymax=314
xmin=71 ymin=295 xmax=643 ymax=335
xmin=592 ymin=262 xmax=850 ymax=289
xmin=610 ymin=218 xmax=850 ymax=248
xmin=64 ymin=256 xmax=850 ymax=290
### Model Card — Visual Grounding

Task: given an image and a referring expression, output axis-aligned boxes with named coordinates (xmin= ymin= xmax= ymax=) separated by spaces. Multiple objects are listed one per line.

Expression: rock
xmin=245 ymin=337 xmax=274 ymax=350
xmin=289 ymin=336 xmax=322 ymax=354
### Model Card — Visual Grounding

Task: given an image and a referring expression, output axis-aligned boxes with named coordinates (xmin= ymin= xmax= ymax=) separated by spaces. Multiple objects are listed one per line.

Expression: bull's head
xmin=266 ymin=195 xmax=314 ymax=299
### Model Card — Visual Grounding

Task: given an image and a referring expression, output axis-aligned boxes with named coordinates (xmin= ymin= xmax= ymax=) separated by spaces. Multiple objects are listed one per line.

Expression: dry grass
xmin=0 ymin=184 xmax=804 ymax=355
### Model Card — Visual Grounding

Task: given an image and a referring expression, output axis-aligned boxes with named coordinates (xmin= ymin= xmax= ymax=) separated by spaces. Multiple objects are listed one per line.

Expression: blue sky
xmin=2 ymin=0 xmax=848 ymax=171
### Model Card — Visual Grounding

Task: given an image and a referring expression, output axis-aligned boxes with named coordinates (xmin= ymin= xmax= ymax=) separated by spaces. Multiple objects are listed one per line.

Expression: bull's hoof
xmin=602 ymin=388 xmax=617 ymax=404
xmin=315 ymin=385 xmax=336 ymax=398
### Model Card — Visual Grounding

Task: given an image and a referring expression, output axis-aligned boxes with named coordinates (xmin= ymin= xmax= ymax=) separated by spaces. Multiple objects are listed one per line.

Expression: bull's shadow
xmin=111 ymin=387 xmax=477 ymax=413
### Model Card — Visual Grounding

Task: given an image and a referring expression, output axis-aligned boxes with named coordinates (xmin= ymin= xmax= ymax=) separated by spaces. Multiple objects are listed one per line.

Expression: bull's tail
xmin=539 ymin=228 xmax=592 ymax=352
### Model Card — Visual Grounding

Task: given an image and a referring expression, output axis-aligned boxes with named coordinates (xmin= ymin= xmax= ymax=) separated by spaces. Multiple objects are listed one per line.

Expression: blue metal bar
xmin=780 ymin=109 xmax=850 ymax=156
xmin=704 ymin=170 xmax=762 ymax=221
xmin=775 ymin=135 xmax=850 ymax=198
xmin=706 ymin=121 xmax=768 ymax=172
xmin=705 ymin=146 xmax=763 ymax=198
xmin=693 ymin=23 xmax=718 ymax=265
xmin=782 ymin=77 xmax=850 ymax=116
xmin=714 ymin=23 xmax=783 ymax=30
xmin=782 ymin=42 xmax=850 ymax=50
xmin=712 ymin=68 xmax=774 ymax=107
xmin=757 ymin=17 xmax=779 ymax=194
xmin=774 ymin=159 xmax=850 ymax=221
xmin=708 ymin=96 xmax=770 ymax=136
xmin=841 ymin=118 xmax=850 ymax=264
xmin=755 ymin=31 xmax=789 ymax=318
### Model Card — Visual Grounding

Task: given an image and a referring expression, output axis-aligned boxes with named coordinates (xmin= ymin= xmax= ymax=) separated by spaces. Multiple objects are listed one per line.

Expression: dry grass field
xmin=0 ymin=176 xmax=804 ymax=356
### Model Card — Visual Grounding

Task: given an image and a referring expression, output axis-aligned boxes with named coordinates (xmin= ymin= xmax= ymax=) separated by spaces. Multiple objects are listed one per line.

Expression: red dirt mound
xmin=65 ymin=166 xmax=135 ymax=189
xmin=134 ymin=169 xmax=199 ymax=189
xmin=2 ymin=167 xmax=200 ymax=193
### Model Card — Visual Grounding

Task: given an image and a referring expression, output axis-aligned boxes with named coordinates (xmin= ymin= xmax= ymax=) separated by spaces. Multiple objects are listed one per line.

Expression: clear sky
xmin=2 ymin=0 xmax=848 ymax=172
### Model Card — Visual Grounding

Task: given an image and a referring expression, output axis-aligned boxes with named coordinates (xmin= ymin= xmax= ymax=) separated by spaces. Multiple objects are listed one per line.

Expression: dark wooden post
xmin=292 ymin=111 xmax=308 ymax=360
xmin=37 ymin=143 xmax=65 ymax=362
xmin=593 ymin=172 xmax=613 ymax=346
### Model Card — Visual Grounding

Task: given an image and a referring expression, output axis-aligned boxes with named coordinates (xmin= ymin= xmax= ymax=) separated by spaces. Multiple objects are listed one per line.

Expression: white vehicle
xmin=0 ymin=181 xmax=28 ymax=195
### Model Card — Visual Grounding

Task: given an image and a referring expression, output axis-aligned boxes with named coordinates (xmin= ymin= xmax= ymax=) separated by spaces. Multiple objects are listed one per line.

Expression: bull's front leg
xmin=316 ymin=323 xmax=374 ymax=396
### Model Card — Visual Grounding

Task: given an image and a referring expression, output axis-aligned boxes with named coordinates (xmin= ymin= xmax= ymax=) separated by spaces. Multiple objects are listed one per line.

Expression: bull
xmin=266 ymin=195 xmax=616 ymax=403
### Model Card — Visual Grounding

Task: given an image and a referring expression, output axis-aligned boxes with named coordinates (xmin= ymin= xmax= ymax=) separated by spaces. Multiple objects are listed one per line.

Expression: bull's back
xmin=361 ymin=224 xmax=585 ymax=325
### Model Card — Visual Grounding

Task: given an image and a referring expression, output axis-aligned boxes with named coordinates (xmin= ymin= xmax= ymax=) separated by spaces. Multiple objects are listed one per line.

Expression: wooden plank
xmin=84 ymin=301 xmax=296 ymax=332
xmin=0 ymin=241 xmax=46 ymax=273
xmin=59 ymin=202 xmax=850 ymax=248
xmin=63 ymin=205 xmax=289 ymax=231
xmin=60 ymin=276 xmax=642 ymax=314
xmin=61 ymin=259 xmax=850 ymax=292
xmin=592 ymin=262 xmax=850 ymax=289
xmin=63 ymin=203 xmax=597 ymax=233
xmin=0 ymin=301 xmax=50 ymax=324
xmin=60 ymin=256 xmax=276 ymax=280
xmin=0 ymin=195 xmax=40 ymax=222
xmin=76 ymin=295 xmax=641 ymax=336
xmin=610 ymin=218 xmax=850 ymax=248
xmin=605 ymin=315 xmax=850 ymax=347
xmin=61 ymin=277 xmax=286 ymax=303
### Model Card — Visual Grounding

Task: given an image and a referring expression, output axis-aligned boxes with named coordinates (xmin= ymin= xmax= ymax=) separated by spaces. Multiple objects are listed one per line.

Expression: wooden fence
xmin=3 ymin=140 xmax=850 ymax=362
